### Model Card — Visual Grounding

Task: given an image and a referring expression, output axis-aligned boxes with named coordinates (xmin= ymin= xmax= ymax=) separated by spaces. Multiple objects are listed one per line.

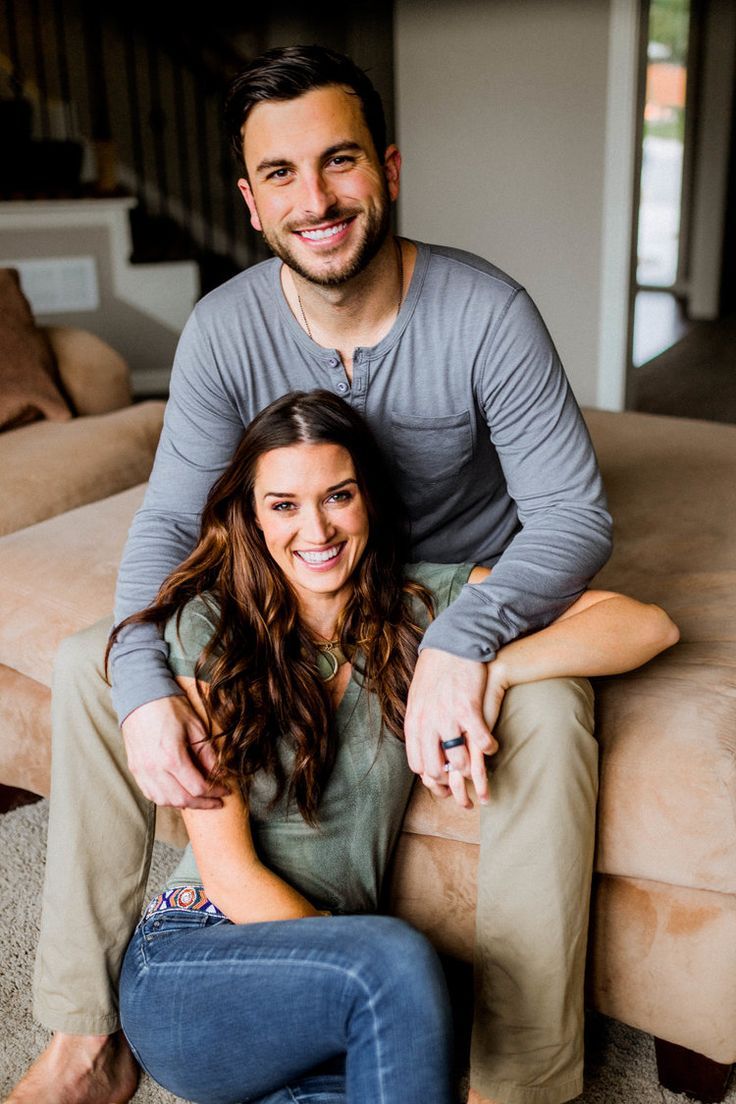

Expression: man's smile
xmin=293 ymin=217 xmax=356 ymax=245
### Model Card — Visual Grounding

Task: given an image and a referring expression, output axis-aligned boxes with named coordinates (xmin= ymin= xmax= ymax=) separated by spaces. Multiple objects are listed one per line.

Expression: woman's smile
xmin=293 ymin=540 xmax=347 ymax=568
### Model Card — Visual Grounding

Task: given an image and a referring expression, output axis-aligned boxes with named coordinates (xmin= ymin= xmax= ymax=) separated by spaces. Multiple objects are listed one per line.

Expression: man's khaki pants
xmin=33 ymin=619 xmax=597 ymax=1104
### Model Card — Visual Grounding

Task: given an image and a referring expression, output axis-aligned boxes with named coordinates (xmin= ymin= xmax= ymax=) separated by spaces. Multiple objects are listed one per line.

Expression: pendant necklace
xmin=315 ymin=639 xmax=350 ymax=682
xmin=295 ymin=237 xmax=404 ymax=342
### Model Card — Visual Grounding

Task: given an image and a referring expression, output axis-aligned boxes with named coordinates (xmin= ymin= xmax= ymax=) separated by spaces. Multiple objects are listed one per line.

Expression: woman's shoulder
xmin=164 ymin=593 xmax=222 ymax=676
xmin=403 ymin=562 xmax=474 ymax=617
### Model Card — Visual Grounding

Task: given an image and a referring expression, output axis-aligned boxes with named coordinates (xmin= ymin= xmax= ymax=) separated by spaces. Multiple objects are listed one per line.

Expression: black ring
xmin=440 ymin=736 xmax=466 ymax=751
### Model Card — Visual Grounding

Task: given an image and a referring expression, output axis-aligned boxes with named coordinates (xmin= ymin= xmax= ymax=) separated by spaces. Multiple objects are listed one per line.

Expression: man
xmin=9 ymin=45 xmax=610 ymax=1104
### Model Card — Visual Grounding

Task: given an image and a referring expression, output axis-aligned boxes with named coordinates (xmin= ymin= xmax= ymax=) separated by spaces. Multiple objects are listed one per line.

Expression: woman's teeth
xmin=299 ymin=221 xmax=348 ymax=241
xmin=295 ymin=545 xmax=342 ymax=564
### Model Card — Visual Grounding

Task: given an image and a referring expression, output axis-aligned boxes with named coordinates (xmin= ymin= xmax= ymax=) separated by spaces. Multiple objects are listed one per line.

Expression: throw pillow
xmin=0 ymin=268 xmax=72 ymax=431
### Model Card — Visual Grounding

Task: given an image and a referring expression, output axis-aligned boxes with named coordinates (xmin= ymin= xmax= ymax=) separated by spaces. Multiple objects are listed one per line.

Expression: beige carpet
xmin=1 ymin=800 xmax=733 ymax=1104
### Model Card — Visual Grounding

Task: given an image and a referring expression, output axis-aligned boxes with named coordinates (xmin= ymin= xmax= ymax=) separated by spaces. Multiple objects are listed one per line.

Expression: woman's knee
xmin=344 ymin=916 xmax=448 ymax=1014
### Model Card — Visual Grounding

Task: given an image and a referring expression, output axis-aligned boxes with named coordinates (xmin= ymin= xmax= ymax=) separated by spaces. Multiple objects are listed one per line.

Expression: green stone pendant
xmin=316 ymin=641 xmax=349 ymax=682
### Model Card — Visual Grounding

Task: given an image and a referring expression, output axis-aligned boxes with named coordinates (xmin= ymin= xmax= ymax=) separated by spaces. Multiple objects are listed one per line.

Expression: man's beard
xmin=259 ymin=191 xmax=392 ymax=288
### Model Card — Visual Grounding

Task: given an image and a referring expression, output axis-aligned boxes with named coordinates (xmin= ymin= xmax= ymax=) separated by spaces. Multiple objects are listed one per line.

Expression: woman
xmin=111 ymin=390 xmax=678 ymax=1104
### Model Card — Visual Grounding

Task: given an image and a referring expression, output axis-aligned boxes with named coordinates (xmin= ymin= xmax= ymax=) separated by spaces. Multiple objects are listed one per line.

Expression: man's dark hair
xmin=224 ymin=45 xmax=387 ymax=173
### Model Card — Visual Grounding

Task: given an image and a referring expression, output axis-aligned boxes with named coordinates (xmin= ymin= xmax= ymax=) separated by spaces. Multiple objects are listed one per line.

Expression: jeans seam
xmin=124 ymin=1035 xmax=157 ymax=1083
xmin=363 ymin=984 xmax=386 ymax=1104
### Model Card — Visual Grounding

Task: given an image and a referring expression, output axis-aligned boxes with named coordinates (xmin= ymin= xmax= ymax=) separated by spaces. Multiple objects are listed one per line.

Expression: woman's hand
xmin=483 ymin=661 xmax=509 ymax=736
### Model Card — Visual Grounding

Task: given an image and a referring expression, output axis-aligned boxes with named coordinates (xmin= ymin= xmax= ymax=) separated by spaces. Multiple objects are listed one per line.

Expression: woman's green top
xmin=162 ymin=561 xmax=474 ymax=915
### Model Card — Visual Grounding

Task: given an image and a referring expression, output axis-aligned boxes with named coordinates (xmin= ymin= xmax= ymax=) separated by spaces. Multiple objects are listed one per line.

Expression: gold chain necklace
xmin=295 ymin=237 xmax=404 ymax=342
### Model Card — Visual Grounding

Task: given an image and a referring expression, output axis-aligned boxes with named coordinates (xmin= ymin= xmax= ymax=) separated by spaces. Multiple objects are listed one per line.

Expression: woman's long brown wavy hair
xmin=108 ymin=390 xmax=434 ymax=824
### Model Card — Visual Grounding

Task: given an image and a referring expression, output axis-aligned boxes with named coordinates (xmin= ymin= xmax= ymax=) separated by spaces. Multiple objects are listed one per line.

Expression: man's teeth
xmin=296 ymin=545 xmax=342 ymax=564
xmin=299 ymin=222 xmax=348 ymax=241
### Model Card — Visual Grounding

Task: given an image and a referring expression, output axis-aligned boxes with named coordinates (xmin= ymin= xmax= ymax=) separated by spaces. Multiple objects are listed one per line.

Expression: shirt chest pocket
xmin=389 ymin=409 xmax=474 ymax=485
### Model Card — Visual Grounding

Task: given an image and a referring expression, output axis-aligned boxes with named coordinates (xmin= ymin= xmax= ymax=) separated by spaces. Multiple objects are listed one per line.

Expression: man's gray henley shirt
xmin=110 ymin=240 xmax=612 ymax=724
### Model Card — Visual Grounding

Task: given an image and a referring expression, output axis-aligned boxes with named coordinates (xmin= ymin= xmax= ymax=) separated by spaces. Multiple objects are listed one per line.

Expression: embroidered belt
xmin=142 ymin=884 xmax=225 ymax=920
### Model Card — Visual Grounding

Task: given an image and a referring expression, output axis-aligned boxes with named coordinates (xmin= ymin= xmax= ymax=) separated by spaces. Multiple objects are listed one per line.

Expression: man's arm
xmin=423 ymin=287 xmax=612 ymax=662
xmin=108 ymin=309 xmax=244 ymax=807
xmin=109 ymin=309 xmax=244 ymax=723
xmin=405 ymin=289 xmax=612 ymax=789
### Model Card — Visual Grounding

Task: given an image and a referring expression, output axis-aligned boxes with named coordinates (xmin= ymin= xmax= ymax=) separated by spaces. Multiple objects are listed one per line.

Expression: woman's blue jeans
xmin=120 ymin=908 xmax=454 ymax=1104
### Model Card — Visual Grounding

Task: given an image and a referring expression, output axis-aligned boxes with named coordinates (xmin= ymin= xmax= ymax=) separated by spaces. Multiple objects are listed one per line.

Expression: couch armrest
xmin=44 ymin=326 xmax=132 ymax=415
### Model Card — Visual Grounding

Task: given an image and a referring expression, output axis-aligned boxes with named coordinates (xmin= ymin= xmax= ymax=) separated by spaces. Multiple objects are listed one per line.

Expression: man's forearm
xmin=109 ymin=624 xmax=184 ymax=726
xmin=420 ymin=500 xmax=613 ymax=662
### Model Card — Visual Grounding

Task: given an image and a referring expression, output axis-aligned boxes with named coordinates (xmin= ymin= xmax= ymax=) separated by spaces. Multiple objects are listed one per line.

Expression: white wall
xmin=394 ymin=0 xmax=637 ymax=409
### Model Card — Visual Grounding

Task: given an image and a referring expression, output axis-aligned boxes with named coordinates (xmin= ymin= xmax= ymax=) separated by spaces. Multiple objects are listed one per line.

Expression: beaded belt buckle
xmin=143 ymin=884 xmax=225 ymax=920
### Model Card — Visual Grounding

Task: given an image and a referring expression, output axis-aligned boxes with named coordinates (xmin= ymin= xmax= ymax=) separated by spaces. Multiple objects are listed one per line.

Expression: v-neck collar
xmin=335 ymin=667 xmax=362 ymax=731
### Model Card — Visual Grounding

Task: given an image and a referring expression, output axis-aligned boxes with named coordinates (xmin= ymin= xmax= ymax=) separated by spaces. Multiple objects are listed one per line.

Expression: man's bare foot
xmin=467 ymin=1089 xmax=501 ymax=1104
xmin=5 ymin=1031 xmax=139 ymax=1104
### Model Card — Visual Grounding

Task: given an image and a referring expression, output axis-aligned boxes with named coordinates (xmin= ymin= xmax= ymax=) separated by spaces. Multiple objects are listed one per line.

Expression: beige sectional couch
xmin=0 ymin=287 xmax=164 ymax=538
xmin=0 ymin=347 xmax=734 ymax=1100
xmin=0 ymin=325 xmax=164 ymax=792
xmin=0 ymin=370 xmax=162 ymax=537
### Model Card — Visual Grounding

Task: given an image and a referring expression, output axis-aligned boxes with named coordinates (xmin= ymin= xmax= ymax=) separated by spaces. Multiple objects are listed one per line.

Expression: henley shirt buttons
xmin=328 ymin=357 xmax=340 ymax=368
xmin=337 ymin=382 xmax=349 ymax=394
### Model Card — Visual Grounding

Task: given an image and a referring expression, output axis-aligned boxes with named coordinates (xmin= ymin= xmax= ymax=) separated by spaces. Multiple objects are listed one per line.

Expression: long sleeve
xmin=109 ymin=310 xmax=244 ymax=724
xmin=419 ymin=289 xmax=612 ymax=662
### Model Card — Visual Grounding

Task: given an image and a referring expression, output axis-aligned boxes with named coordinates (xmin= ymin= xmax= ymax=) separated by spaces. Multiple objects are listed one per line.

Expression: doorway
xmin=633 ymin=0 xmax=693 ymax=368
xmin=630 ymin=0 xmax=736 ymax=424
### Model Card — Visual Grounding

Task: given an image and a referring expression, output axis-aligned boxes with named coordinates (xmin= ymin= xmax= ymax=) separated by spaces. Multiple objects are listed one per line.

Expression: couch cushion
xmin=585 ymin=408 xmax=736 ymax=580
xmin=0 ymin=665 xmax=51 ymax=795
xmin=589 ymin=875 xmax=736 ymax=1063
xmin=586 ymin=410 xmax=736 ymax=896
xmin=46 ymin=326 xmax=132 ymax=416
xmin=0 ymin=400 xmax=164 ymax=535
xmin=0 ymin=268 xmax=72 ymax=431
xmin=0 ymin=484 xmax=146 ymax=685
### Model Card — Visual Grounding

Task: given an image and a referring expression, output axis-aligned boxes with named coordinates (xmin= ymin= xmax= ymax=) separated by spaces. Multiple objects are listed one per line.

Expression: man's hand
xmin=405 ymin=649 xmax=498 ymax=808
xmin=122 ymin=695 xmax=229 ymax=809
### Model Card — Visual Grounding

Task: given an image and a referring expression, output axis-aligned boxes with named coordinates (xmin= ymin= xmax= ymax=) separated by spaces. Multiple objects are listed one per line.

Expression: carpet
xmin=1 ymin=800 xmax=733 ymax=1103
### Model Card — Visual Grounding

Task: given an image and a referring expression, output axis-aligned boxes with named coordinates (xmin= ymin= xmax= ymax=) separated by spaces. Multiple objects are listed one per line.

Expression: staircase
xmin=0 ymin=0 xmax=269 ymax=297
xmin=0 ymin=0 xmax=395 ymax=390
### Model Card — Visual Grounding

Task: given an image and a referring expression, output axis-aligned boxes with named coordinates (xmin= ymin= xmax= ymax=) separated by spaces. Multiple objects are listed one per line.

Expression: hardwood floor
xmin=632 ymin=305 xmax=736 ymax=425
